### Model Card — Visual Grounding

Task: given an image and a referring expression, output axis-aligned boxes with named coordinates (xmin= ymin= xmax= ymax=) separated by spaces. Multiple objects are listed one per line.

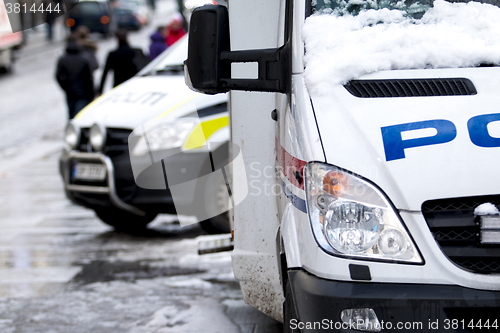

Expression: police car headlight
xmin=64 ymin=122 xmax=80 ymax=149
xmin=131 ymin=119 xmax=198 ymax=156
xmin=90 ymin=123 xmax=106 ymax=151
xmin=304 ymin=162 xmax=422 ymax=263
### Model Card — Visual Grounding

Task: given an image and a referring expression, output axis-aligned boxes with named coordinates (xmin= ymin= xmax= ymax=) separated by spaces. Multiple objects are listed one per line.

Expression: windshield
xmin=312 ymin=0 xmax=500 ymax=16
xmin=72 ymin=2 xmax=103 ymax=15
xmin=303 ymin=0 xmax=500 ymax=95
xmin=124 ymin=0 xmax=141 ymax=8
xmin=139 ymin=36 xmax=188 ymax=76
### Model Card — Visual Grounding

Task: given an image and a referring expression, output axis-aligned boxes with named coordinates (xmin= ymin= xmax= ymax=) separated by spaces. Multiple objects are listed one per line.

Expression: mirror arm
xmin=219 ymin=43 xmax=290 ymax=94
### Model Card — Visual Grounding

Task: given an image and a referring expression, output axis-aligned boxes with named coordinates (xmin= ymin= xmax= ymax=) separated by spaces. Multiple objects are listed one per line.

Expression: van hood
xmin=311 ymin=67 xmax=500 ymax=211
xmin=74 ymin=75 xmax=227 ymax=129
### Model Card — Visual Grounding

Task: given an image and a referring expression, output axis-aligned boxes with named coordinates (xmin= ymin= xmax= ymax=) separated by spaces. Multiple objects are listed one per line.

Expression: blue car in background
xmin=66 ymin=0 xmax=117 ymax=36
xmin=114 ymin=0 xmax=152 ymax=30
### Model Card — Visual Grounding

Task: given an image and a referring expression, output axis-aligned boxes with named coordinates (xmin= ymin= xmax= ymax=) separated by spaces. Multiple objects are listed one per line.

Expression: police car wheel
xmin=94 ymin=208 xmax=157 ymax=231
xmin=199 ymin=212 xmax=230 ymax=234
xmin=198 ymin=162 xmax=231 ymax=234
xmin=284 ymin=278 xmax=300 ymax=333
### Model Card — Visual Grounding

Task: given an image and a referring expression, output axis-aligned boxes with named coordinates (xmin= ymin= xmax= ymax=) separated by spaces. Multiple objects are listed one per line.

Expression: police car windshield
xmin=140 ymin=36 xmax=188 ymax=76
xmin=311 ymin=0 xmax=500 ymax=17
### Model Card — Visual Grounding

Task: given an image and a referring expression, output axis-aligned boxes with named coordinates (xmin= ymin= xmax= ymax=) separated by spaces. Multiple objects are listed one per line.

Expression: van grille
xmin=344 ymin=78 xmax=477 ymax=98
xmin=422 ymin=195 xmax=500 ymax=274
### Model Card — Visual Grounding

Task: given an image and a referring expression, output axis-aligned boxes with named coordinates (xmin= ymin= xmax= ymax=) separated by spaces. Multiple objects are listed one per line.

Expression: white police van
xmin=185 ymin=0 xmax=500 ymax=331
xmin=60 ymin=36 xmax=231 ymax=233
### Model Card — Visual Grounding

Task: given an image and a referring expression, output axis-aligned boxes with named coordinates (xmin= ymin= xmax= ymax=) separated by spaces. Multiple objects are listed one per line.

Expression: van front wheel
xmin=284 ymin=278 xmax=300 ymax=333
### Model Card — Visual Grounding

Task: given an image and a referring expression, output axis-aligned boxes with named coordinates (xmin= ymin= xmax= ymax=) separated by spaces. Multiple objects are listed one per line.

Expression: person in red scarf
xmin=165 ymin=13 xmax=186 ymax=47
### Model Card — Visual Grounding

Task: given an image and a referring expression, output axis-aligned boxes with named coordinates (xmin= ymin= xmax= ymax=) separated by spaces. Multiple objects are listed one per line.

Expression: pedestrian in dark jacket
xmin=149 ymin=26 xmax=167 ymax=61
xmin=75 ymin=26 xmax=99 ymax=72
xmin=43 ymin=0 xmax=59 ymax=41
xmin=56 ymin=36 xmax=95 ymax=119
xmin=99 ymin=29 xmax=147 ymax=94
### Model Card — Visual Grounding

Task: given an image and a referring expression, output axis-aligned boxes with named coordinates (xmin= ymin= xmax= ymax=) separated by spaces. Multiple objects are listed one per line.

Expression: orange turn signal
xmin=66 ymin=18 xmax=75 ymax=27
xmin=323 ymin=171 xmax=348 ymax=196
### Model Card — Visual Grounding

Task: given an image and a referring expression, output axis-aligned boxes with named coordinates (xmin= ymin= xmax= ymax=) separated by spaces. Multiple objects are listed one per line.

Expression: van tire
xmin=94 ymin=208 xmax=157 ymax=231
xmin=284 ymin=278 xmax=300 ymax=333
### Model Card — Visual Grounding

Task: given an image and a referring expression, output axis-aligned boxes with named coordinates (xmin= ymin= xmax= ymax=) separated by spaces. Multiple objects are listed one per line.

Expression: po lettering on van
xmin=381 ymin=113 xmax=500 ymax=161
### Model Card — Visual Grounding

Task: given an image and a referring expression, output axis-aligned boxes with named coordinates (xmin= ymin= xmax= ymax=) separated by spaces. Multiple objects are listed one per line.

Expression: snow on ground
xmin=303 ymin=0 xmax=500 ymax=95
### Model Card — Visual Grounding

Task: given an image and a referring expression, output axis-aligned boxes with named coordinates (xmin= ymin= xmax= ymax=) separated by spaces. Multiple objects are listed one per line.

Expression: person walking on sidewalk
xmin=55 ymin=36 xmax=95 ymax=119
xmin=99 ymin=29 xmax=148 ymax=94
xmin=149 ymin=26 xmax=167 ymax=61
xmin=75 ymin=26 xmax=99 ymax=72
xmin=165 ymin=14 xmax=186 ymax=47
xmin=43 ymin=0 xmax=60 ymax=41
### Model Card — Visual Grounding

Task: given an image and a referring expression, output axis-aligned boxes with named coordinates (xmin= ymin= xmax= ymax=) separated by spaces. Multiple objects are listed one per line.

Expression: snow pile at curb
xmin=303 ymin=0 xmax=500 ymax=95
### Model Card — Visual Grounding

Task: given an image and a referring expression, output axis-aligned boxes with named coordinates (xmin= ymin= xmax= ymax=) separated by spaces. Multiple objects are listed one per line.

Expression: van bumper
xmin=288 ymin=269 xmax=500 ymax=333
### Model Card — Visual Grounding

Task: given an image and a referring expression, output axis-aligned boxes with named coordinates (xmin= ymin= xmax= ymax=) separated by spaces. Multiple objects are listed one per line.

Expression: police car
xmin=59 ymin=36 xmax=230 ymax=233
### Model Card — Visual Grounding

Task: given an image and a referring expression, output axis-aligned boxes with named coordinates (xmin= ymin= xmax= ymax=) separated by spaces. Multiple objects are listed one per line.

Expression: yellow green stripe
xmin=184 ymin=115 xmax=229 ymax=150
xmin=154 ymin=95 xmax=198 ymax=120
xmin=74 ymin=95 xmax=105 ymax=120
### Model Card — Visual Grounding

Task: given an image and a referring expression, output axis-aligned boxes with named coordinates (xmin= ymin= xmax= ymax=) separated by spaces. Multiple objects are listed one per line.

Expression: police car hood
xmin=73 ymin=75 xmax=227 ymax=128
xmin=311 ymin=67 xmax=500 ymax=211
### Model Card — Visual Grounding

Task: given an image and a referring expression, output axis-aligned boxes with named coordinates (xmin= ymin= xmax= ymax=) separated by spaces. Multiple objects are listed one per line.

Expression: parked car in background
xmin=0 ymin=3 xmax=23 ymax=73
xmin=183 ymin=0 xmax=226 ymax=10
xmin=66 ymin=0 xmax=116 ymax=36
xmin=59 ymin=36 xmax=231 ymax=234
xmin=113 ymin=4 xmax=141 ymax=30
xmin=114 ymin=0 xmax=151 ymax=30
xmin=123 ymin=0 xmax=152 ymax=25
xmin=182 ymin=0 xmax=226 ymax=22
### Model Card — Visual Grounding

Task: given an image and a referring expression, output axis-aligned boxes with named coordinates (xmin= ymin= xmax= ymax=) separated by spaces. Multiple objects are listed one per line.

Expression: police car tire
xmin=199 ymin=212 xmax=231 ymax=234
xmin=94 ymin=208 xmax=157 ymax=231
xmin=198 ymin=158 xmax=231 ymax=234
xmin=284 ymin=278 xmax=300 ymax=333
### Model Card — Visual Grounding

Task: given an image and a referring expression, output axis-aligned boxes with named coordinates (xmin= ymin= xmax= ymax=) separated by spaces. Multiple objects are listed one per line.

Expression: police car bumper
xmin=288 ymin=269 xmax=500 ymax=333
xmin=60 ymin=151 xmax=148 ymax=214
xmin=60 ymin=150 xmax=183 ymax=215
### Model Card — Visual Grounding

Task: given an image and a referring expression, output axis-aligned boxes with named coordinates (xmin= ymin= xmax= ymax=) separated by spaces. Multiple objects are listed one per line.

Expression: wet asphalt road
xmin=0 ymin=1 xmax=283 ymax=332
xmin=0 ymin=147 xmax=281 ymax=332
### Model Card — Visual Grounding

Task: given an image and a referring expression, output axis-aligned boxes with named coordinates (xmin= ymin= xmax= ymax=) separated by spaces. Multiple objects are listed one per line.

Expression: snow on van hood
xmin=73 ymin=75 xmax=227 ymax=129
xmin=303 ymin=0 xmax=500 ymax=96
xmin=312 ymin=67 xmax=500 ymax=211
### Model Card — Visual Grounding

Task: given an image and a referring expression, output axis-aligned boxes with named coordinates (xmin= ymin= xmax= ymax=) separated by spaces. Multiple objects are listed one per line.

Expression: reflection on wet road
xmin=0 ymin=143 xmax=281 ymax=332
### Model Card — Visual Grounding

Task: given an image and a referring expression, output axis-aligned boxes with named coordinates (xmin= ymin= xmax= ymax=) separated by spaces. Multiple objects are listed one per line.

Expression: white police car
xmin=59 ymin=36 xmax=230 ymax=233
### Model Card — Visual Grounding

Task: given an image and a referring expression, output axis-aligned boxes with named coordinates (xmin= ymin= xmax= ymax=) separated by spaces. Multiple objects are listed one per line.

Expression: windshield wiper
xmin=147 ymin=65 xmax=185 ymax=76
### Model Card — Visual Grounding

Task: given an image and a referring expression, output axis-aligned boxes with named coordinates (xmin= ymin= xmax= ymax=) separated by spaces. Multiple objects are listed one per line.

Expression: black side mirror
xmin=184 ymin=5 xmax=231 ymax=95
xmin=184 ymin=5 xmax=291 ymax=95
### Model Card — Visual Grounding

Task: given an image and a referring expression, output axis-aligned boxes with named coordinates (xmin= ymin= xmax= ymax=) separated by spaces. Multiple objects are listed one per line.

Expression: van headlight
xmin=65 ymin=122 xmax=81 ymax=149
xmin=304 ymin=162 xmax=422 ymax=263
xmin=131 ymin=119 xmax=198 ymax=156
xmin=90 ymin=123 xmax=107 ymax=151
